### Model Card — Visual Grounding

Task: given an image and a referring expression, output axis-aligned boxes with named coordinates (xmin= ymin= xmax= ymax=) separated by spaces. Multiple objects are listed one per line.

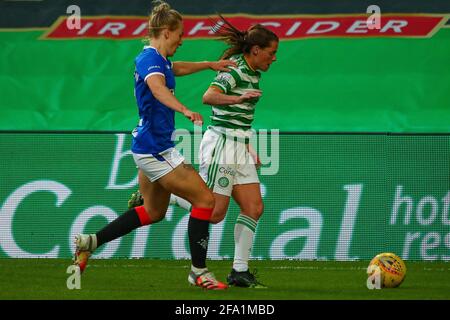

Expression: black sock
xmin=96 ymin=208 xmax=143 ymax=248
xmin=188 ymin=216 xmax=210 ymax=269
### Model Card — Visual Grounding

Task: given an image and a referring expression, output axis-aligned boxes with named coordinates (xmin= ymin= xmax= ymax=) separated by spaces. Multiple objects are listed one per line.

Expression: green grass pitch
xmin=1 ymin=259 xmax=449 ymax=300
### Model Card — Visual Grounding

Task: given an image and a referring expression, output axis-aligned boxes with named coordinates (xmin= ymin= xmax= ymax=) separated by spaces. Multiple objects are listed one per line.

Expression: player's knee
xmin=198 ymin=191 xmax=215 ymax=209
xmin=257 ymin=202 xmax=264 ymax=216
xmin=150 ymin=213 xmax=165 ymax=223
xmin=246 ymin=202 xmax=264 ymax=220
xmin=144 ymin=205 xmax=165 ymax=223
xmin=209 ymin=208 xmax=227 ymax=224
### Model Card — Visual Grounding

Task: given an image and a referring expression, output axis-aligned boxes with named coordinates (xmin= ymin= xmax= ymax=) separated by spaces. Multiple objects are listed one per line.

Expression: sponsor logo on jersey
xmin=147 ymin=65 xmax=161 ymax=71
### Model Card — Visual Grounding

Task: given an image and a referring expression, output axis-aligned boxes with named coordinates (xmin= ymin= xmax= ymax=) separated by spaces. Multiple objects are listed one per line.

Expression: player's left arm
xmin=172 ymin=60 xmax=236 ymax=76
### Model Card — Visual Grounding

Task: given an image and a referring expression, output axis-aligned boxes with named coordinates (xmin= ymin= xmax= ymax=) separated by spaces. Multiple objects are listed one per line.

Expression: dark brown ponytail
xmin=212 ymin=14 xmax=279 ymax=59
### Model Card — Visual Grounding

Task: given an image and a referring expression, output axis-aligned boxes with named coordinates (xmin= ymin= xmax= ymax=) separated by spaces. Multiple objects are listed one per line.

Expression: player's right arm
xmin=146 ymin=75 xmax=203 ymax=124
xmin=136 ymin=53 xmax=203 ymax=125
xmin=202 ymin=70 xmax=261 ymax=106
xmin=202 ymin=86 xmax=261 ymax=106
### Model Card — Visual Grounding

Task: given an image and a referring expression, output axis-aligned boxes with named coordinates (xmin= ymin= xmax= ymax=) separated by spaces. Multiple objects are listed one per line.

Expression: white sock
xmin=87 ymin=234 xmax=98 ymax=251
xmin=191 ymin=265 xmax=208 ymax=275
xmin=233 ymin=214 xmax=257 ymax=272
xmin=170 ymin=194 xmax=192 ymax=211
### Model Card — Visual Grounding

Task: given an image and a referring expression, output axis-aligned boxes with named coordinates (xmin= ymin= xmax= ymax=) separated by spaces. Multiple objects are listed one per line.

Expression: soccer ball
xmin=367 ymin=252 xmax=407 ymax=288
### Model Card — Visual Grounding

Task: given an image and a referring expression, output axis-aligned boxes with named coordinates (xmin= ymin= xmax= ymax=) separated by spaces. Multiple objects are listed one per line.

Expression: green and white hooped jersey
xmin=209 ymin=54 xmax=261 ymax=138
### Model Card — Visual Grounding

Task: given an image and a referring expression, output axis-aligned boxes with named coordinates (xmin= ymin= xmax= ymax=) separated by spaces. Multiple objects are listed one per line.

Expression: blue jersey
xmin=131 ymin=46 xmax=176 ymax=155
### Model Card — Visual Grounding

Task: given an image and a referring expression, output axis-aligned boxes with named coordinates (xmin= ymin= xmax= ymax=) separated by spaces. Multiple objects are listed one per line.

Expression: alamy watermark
xmin=66 ymin=5 xmax=81 ymax=30
xmin=66 ymin=265 xmax=81 ymax=289
xmin=366 ymin=264 xmax=382 ymax=289
xmin=367 ymin=5 xmax=381 ymax=30
xmin=170 ymin=126 xmax=280 ymax=176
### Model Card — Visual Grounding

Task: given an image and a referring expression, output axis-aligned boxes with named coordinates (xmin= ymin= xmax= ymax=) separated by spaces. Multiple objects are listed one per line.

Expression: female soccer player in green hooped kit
xmin=73 ymin=0 xmax=238 ymax=290
xmin=197 ymin=16 xmax=278 ymax=288
xmin=130 ymin=15 xmax=279 ymax=288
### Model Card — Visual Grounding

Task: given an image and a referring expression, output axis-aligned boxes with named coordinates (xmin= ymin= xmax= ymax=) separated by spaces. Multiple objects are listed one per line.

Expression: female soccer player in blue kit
xmin=73 ymin=0 xmax=236 ymax=290
xmin=129 ymin=15 xmax=279 ymax=289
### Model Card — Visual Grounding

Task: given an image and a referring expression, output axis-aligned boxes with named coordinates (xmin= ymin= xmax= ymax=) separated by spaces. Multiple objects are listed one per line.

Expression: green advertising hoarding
xmin=0 ymin=133 xmax=449 ymax=261
xmin=1 ymin=26 xmax=450 ymax=133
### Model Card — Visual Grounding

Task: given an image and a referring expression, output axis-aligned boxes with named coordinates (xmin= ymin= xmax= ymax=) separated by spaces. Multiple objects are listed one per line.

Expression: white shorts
xmin=133 ymin=148 xmax=185 ymax=182
xmin=199 ymin=129 xmax=259 ymax=197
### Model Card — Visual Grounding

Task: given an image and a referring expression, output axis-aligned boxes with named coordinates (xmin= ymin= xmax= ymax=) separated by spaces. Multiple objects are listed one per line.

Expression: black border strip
xmin=0 ymin=130 xmax=449 ymax=136
xmin=2 ymin=0 xmax=450 ymax=28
